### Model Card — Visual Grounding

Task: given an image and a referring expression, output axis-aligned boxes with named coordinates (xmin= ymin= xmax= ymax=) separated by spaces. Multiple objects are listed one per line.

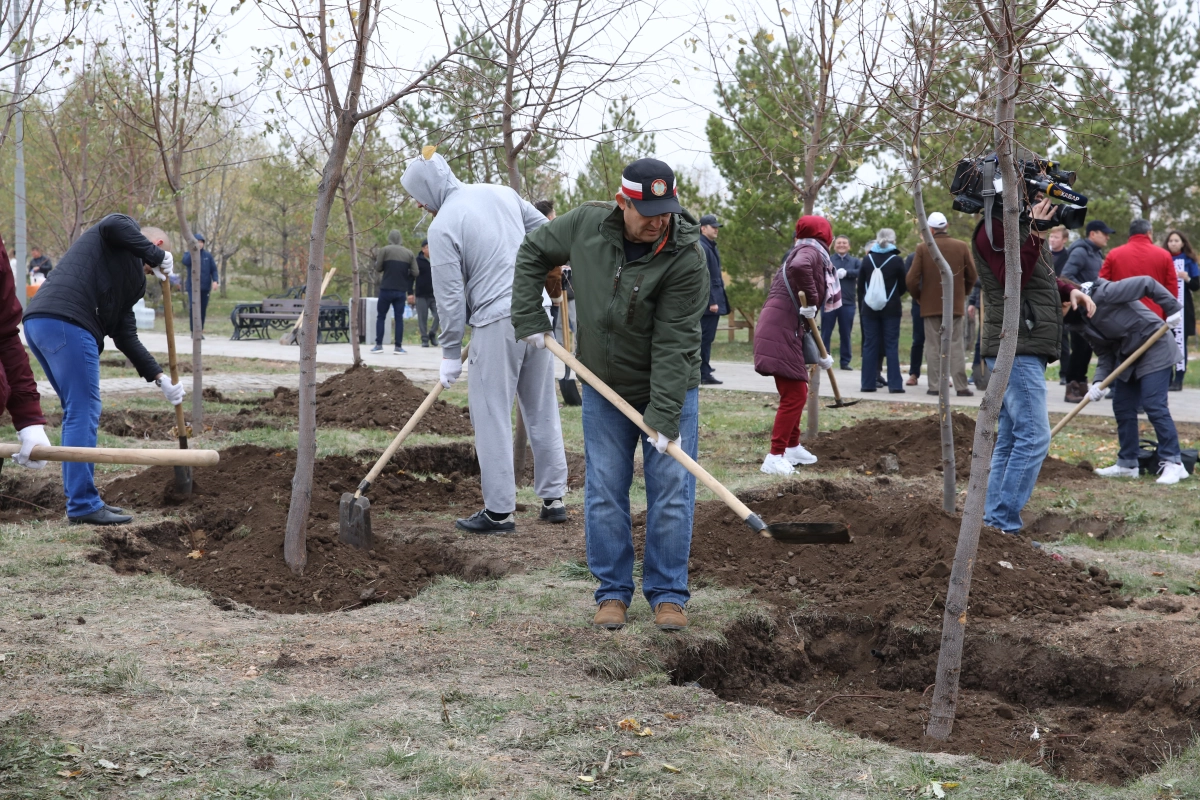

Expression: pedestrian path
xmin=40 ymin=372 xmax=338 ymax=399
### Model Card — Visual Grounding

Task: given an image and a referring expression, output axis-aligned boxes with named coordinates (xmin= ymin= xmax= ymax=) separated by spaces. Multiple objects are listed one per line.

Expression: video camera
xmin=949 ymin=154 xmax=1088 ymax=230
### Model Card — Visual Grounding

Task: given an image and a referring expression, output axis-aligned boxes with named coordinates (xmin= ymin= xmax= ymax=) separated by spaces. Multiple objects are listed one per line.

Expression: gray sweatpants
xmin=467 ymin=316 xmax=568 ymax=513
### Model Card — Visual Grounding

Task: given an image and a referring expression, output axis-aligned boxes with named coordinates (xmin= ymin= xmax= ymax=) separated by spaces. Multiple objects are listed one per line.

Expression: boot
xmin=1064 ymin=381 xmax=1086 ymax=403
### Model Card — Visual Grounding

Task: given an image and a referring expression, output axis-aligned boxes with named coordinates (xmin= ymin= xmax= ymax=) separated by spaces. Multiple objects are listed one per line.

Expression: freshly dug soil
xmin=0 ymin=471 xmax=64 ymax=522
xmin=259 ymin=365 xmax=472 ymax=435
xmin=353 ymin=442 xmax=587 ymax=490
xmin=44 ymin=409 xmax=273 ymax=440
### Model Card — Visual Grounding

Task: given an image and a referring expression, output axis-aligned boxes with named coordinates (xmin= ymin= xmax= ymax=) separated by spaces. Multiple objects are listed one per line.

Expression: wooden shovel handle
xmin=159 ymin=277 xmax=189 ymax=447
xmin=1051 ymin=322 xmax=1171 ymax=438
xmin=542 ymin=335 xmax=763 ymax=529
xmin=0 ymin=444 xmax=218 ymax=466
xmin=797 ymin=292 xmax=846 ymax=403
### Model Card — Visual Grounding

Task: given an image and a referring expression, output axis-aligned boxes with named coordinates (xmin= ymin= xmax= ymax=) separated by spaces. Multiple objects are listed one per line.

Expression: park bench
xmin=230 ymin=289 xmax=350 ymax=343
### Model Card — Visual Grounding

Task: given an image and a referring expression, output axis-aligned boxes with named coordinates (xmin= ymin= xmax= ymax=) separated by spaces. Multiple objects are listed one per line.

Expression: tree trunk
xmin=926 ymin=52 xmax=1025 ymax=740
xmin=343 ymin=191 xmax=362 ymax=366
xmin=172 ymin=191 xmax=204 ymax=428
xmin=281 ymin=229 xmax=289 ymax=290
xmin=219 ymin=252 xmax=228 ymax=298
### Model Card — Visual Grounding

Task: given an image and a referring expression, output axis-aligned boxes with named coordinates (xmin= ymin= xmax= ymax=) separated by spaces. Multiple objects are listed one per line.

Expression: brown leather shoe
xmin=593 ymin=599 xmax=627 ymax=630
xmin=906 ymin=374 xmax=919 ymax=386
xmin=1064 ymin=381 xmax=1086 ymax=403
xmin=956 ymin=389 xmax=975 ymax=397
xmin=654 ymin=602 xmax=688 ymax=631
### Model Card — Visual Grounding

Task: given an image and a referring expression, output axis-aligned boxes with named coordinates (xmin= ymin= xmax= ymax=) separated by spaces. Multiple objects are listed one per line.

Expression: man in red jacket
xmin=1098 ymin=219 xmax=1177 ymax=318
xmin=0 ymin=233 xmax=51 ymax=467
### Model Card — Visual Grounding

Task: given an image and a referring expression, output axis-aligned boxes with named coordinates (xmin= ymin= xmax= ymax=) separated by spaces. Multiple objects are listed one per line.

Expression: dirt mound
xmin=0 ymin=472 xmax=64 ymax=522
xmin=352 ymin=442 xmax=587 ymax=490
xmin=1037 ymin=456 xmax=1098 ymax=484
xmin=259 ymin=365 xmax=472 ymax=435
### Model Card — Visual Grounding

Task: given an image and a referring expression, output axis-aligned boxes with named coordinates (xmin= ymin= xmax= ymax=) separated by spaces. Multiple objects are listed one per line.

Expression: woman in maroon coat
xmin=753 ymin=216 xmax=834 ymax=475
xmin=0 ymin=233 xmax=50 ymax=466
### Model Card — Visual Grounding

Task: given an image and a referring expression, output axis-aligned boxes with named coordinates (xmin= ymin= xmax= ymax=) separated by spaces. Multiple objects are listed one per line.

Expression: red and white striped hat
xmin=620 ymin=158 xmax=684 ymax=216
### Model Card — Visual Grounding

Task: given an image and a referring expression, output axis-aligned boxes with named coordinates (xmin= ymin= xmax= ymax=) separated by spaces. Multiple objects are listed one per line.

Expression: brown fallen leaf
xmin=637 ymin=727 xmax=653 ymax=737
xmin=662 ymin=763 xmax=681 ymax=773
xmin=617 ymin=718 xmax=639 ymax=731
xmin=187 ymin=550 xmax=204 ymax=559
xmin=1152 ymin=572 xmax=1165 ymax=577
xmin=57 ymin=770 xmax=82 ymax=778
xmin=664 ymin=712 xmax=683 ymax=720
xmin=618 ymin=750 xmax=641 ymax=758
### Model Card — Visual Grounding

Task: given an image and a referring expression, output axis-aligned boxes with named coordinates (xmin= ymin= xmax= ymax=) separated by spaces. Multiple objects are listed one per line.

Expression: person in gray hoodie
xmin=373 ymin=230 xmax=418 ymax=353
xmin=1059 ymin=220 xmax=1114 ymax=394
xmin=401 ymin=151 xmax=568 ymax=533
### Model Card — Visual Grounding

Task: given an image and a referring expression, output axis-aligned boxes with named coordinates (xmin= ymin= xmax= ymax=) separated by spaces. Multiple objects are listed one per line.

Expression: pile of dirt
xmin=46 ymin=409 xmax=273 ymax=440
xmin=352 ymin=442 xmax=587 ymax=491
xmin=0 ymin=472 xmax=64 ymax=522
xmin=259 ymin=365 xmax=472 ymax=435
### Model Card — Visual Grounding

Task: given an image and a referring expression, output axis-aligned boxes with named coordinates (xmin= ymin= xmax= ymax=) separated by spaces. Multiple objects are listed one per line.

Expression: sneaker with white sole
xmin=1094 ymin=463 xmax=1138 ymax=478
xmin=1157 ymin=461 xmax=1190 ymax=485
xmin=784 ymin=444 xmax=818 ymax=466
xmin=760 ymin=453 xmax=795 ymax=475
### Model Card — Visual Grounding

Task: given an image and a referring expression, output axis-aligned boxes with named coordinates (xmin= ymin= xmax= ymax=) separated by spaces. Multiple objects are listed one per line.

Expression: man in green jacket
xmin=511 ymin=159 xmax=708 ymax=632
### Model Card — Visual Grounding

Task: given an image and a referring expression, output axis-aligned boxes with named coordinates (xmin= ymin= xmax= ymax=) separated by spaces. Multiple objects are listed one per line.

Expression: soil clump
xmin=45 ymin=409 xmax=273 ymax=440
xmin=0 ymin=472 xmax=65 ymax=522
xmin=259 ymin=365 xmax=472 ymax=435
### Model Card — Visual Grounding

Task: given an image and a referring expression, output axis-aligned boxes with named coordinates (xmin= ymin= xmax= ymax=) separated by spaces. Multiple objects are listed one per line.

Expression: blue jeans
xmin=186 ymin=291 xmax=210 ymax=331
xmin=984 ymin=355 xmax=1050 ymax=533
xmin=860 ymin=313 xmax=902 ymax=391
xmin=376 ymin=289 xmax=406 ymax=346
xmin=23 ymin=317 xmax=105 ymax=518
xmin=1114 ymin=367 xmax=1180 ymax=467
xmin=582 ymin=385 xmax=699 ymax=609
xmin=821 ymin=304 xmax=855 ymax=368
xmin=700 ymin=314 xmax=720 ymax=379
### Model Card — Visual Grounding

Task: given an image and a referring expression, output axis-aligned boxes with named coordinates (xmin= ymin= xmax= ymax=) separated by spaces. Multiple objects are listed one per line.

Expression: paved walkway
xmin=40 ymin=372 xmax=339 ymax=399
xmin=55 ymin=331 xmax=1200 ymax=423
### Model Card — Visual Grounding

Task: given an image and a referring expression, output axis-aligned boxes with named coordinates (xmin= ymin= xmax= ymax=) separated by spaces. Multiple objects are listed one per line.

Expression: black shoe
xmin=861 ymin=387 xmax=877 ymax=393
xmin=889 ymin=388 xmax=906 ymax=394
xmin=104 ymin=504 xmax=125 ymax=515
xmin=876 ymin=376 xmax=887 ymax=388
xmin=701 ymin=376 xmax=723 ymax=385
xmin=455 ymin=508 xmax=516 ymax=533
xmin=421 ymin=342 xmax=430 ymax=348
xmin=69 ymin=507 xmax=133 ymax=526
xmin=841 ymin=364 xmax=852 ymax=371
xmin=539 ymin=498 xmax=567 ymax=523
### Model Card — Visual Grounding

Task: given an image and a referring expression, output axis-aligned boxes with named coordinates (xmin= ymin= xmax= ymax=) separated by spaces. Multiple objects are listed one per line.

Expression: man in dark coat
xmin=698 ymin=213 xmax=729 ymax=384
xmin=0 ymin=233 xmax=51 ymax=469
xmin=413 ymin=239 xmax=439 ymax=347
xmin=372 ymin=230 xmax=417 ymax=353
xmin=824 ymin=234 xmax=859 ymax=369
xmin=181 ymin=233 xmax=219 ymax=334
xmin=27 ymin=247 xmax=53 ymax=280
xmin=1060 ymin=220 xmax=1114 ymax=398
xmin=23 ymin=215 xmax=186 ymax=525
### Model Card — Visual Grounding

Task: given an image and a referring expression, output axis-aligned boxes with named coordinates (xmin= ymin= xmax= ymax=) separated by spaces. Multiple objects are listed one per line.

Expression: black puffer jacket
xmin=24 ymin=214 xmax=165 ymax=381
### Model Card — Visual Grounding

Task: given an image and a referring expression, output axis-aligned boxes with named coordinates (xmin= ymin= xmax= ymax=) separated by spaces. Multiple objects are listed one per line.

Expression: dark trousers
xmin=1113 ymin=367 xmax=1180 ymax=467
xmin=376 ymin=289 xmax=406 ymax=346
xmin=909 ymin=299 xmax=924 ymax=376
xmin=700 ymin=314 xmax=720 ymax=379
xmin=186 ymin=291 xmax=210 ymax=331
xmin=1064 ymin=331 xmax=1093 ymax=383
xmin=861 ymin=313 xmax=902 ymax=391
xmin=1060 ymin=328 xmax=1071 ymax=370
xmin=820 ymin=304 xmax=856 ymax=367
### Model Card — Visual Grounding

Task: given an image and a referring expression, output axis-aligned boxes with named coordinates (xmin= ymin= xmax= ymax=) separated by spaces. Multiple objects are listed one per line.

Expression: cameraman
xmin=972 ymin=197 xmax=1094 ymax=535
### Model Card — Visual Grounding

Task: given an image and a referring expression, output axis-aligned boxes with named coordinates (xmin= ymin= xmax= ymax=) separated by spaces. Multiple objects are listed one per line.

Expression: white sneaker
xmin=760 ymin=453 xmax=795 ymax=475
xmin=1157 ymin=462 xmax=1190 ymax=485
xmin=784 ymin=444 xmax=818 ymax=466
xmin=1094 ymin=464 xmax=1138 ymax=478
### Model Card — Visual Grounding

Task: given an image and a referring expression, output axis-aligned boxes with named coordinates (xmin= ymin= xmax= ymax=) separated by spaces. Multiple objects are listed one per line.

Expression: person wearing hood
xmin=181 ymin=233 xmax=219 ymax=334
xmin=857 ymin=228 xmax=908 ymax=393
xmin=401 ymin=151 xmax=568 ymax=534
xmin=373 ymin=230 xmax=418 ymax=353
xmin=753 ymin=215 xmax=834 ymax=476
xmin=511 ymin=158 xmax=708 ymax=633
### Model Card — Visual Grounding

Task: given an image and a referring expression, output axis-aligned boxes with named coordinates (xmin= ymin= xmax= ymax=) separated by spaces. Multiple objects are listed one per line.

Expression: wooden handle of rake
xmin=353 ymin=343 xmax=469 ymax=498
xmin=0 ymin=444 xmax=219 ymax=466
xmin=282 ymin=268 xmax=336 ymax=345
xmin=159 ymin=277 xmax=189 ymax=448
xmin=542 ymin=334 xmax=767 ymax=532
xmin=1051 ymin=322 xmax=1172 ymax=438
xmin=797 ymin=292 xmax=847 ymax=405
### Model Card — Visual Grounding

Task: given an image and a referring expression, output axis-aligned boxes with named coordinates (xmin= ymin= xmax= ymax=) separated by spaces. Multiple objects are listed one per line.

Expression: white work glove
xmin=1166 ymin=310 xmax=1183 ymax=328
xmin=817 ymin=354 xmax=834 ymax=370
xmin=159 ymin=376 xmax=186 ymax=406
xmin=439 ymin=357 xmax=462 ymax=389
xmin=153 ymin=251 xmax=174 ymax=282
xmin=798 ymin=305 xmax=818 ymax=319
xmin=836 ymin=268 xmax=847 ymax=280
xmin=14 ymin=424 xmax=51 ymax=469
xmin=522 ymin=332 xmax=548 ymax=350
xmin=1086 ymin=382 xmax=1104 ymax=403
xmin=646 ymin=431 xmax=681 ymax=455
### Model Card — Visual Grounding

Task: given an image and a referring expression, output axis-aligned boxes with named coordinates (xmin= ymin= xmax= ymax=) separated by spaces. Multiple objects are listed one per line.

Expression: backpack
xmin=864 ymin=254 xmax=896 ymax=311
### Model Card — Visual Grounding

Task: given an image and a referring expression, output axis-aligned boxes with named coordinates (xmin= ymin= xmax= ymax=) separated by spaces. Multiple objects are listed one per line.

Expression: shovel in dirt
xmin=1051 ymin=322 xmax=1171 ymax=438
xmin=159 ymin=277 xmax=193 ymax=496
xmin=541 ymin=335 xmax=851 ymax=545
xmin=556 ymin=295 xmax=581 ymax=406
xmin=339 ymin=345 xmax=469 ymax=549
xmin=798 ymin=292 xmax=859 ymax=409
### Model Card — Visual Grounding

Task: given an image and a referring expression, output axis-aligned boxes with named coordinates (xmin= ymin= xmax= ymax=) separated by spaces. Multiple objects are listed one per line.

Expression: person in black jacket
xmin=857 ymin=228 xmax=908 ymax=393
xmin=413 ymin=239 xmax=439 ymax=347
xmin=698 ymin=214 xmax=729 ymax=384
xmin=23 ymin=214 xmax=186 ymax=526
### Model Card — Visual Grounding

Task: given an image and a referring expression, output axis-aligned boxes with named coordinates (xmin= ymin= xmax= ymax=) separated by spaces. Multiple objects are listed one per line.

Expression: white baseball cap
xmin=927 ymin=212 xmax=948 ymax=229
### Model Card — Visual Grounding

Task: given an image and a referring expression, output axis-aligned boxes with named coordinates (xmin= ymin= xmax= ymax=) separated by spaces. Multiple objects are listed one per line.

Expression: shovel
xmin=1051 ymin=322 xmax=1171 ymax=438
xmin=339 ymin=345 xmax=469 ymax=549
xmin=159 ymin=277 xmax=193 ymax=496
xmin=557 ymin=295 xmax=581 ymax=406
xmin=798 ymin=292 xmax=859 ymax=409
xmin=541 ymin=335 xmax=850 ymax=545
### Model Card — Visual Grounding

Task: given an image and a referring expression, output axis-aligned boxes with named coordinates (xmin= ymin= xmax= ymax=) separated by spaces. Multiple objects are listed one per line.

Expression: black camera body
xmin=950 ymin=154 xmax=1088 ymax=230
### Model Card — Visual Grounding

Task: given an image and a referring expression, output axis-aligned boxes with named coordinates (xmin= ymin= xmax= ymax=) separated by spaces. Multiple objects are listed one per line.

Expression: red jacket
xmin=753 ymin=241 xmax=827 ymax=382
xmin=1098 ymin=233 xmax=1177 ymax=319
xmin=1 ymin=234 xmax=46 ymax=430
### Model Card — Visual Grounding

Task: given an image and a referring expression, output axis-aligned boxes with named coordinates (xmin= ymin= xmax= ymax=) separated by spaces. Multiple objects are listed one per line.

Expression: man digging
xmin=401 ymin=151 xmax=568 ymax=533
xmin=511 ymin=158 xmax=708 ymax=632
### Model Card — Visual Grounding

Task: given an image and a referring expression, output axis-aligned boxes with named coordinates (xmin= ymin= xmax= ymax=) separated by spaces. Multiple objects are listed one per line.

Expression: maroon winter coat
xmin=0 ymin=234 xmax=45 ymax=430
xmin=753 ymin=241 xmax=828 ymax=382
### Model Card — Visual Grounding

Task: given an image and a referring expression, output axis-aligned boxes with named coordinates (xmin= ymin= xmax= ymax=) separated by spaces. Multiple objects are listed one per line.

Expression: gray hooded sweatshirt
xmin=374 ymin=230 xmax=417 ymax=293
xmin=400 ymin=153 xmax=547 ymax=358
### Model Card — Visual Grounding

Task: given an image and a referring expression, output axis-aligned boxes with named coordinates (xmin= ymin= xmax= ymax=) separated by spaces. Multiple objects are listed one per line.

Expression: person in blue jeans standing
xmin=856 ymin=228 xmax=908 ymax=393
xmin=823 ymin=235 xmax=859 ymax=369
xmin=181 ymin=233 xmax=219 ymax=334
xmin=372 ymin=230 xmax=417 ymax=353
xmin=22 ymin=215 xmax=187 ymax=525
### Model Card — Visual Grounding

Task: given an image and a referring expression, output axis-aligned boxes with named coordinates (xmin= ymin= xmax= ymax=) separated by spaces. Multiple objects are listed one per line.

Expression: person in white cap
xmin=905 ymin=211 xmax=978 ymax=396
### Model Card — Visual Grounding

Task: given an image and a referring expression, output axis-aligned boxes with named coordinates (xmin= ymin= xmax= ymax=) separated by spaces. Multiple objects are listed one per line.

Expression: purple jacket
xmin=753 ymin=242 xmax=827 ymax=381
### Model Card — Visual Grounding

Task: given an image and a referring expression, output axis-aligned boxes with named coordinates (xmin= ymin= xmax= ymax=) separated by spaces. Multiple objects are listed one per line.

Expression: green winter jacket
xmin=974 ymin=219 xmax=1063 ymax=361
xmin=511 ymin=202 xmax=708 ymax=440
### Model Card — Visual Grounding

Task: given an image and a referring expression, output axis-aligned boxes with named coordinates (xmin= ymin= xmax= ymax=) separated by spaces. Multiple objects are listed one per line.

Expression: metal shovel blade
xmin=173 ymin=465 xmax=193 ymax=497
xmin=826 ymin=398 xmax=861 ymax=409
xmin=338 ymin=493 xmax=373 ymax=550
xmin=761 ymin=521 xmax=851 ymax=545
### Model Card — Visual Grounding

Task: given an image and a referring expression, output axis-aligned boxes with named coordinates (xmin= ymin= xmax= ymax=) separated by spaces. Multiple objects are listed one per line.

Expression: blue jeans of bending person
xmin=1113 ymin=367 xmax=1180 ymax=468
xmin=984 ymin=355 xmax=1050 ymax=533
xmin=860 ymin=313 xmax=902 ymax=391
xmin=23 ymin=317 xmax=105 ymax=519
xmin=821 ymin=303 xmax=856 ymax=368
xmin=582 ymin=384 xmax=699 ymax=610
xmin=375 ymin=289 xmax=406 ymax=346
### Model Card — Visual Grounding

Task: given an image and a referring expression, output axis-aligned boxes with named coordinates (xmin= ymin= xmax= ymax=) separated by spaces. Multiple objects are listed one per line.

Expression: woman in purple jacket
xmin=753 ymin=215 xmax=834 ymax=475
